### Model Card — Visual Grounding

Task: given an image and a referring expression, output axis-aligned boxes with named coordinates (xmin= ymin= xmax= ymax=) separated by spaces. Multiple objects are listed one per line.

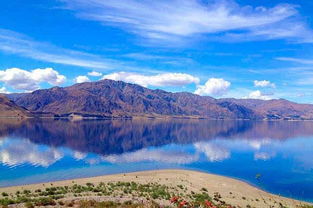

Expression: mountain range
xmin=2 ymin=79 xmax=313 ymax=120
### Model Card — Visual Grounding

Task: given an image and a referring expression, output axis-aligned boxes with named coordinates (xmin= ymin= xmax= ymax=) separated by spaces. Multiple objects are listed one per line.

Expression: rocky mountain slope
xmin=219 ymin=98 xmax=313 ymax=120
xmin=8 ymin=79 xmax=257 ymax=119
xmin=0 ymin=94 xmax=31 ymax=118
xmin=5 ymin=79 xmax=313 ymax=120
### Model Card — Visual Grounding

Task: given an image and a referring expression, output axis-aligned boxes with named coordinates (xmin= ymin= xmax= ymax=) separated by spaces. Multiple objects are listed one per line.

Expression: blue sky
xmin=1 ymin=0 xmax=313 ymax=103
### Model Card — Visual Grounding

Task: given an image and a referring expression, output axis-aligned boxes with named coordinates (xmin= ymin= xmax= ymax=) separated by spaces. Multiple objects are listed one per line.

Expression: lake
xmin=0 ymin=119 xmax=313 ymax=202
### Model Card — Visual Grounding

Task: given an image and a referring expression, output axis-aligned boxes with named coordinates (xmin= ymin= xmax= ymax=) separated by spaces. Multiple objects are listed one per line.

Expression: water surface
xmin=0 ymin=119 xmax=313 ymax=202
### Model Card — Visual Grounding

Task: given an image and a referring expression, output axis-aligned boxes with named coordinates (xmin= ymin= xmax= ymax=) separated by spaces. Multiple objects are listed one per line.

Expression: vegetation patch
xmin=0 ymin=181 xmax=310 ymax=208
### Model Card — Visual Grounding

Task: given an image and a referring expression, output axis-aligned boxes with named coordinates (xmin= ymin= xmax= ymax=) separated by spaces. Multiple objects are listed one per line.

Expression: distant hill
xmin=219 ymin=98 xmax=313 ymax=120
xmin=5 ymin=79 xmax=313 ymax=120
xmin=0 ymin=94 xmax=31 ymax=118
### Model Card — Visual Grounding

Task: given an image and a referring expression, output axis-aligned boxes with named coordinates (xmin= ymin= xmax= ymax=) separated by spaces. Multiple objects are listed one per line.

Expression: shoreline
xmin=2 ymin=116 xmax=313 ymax=121
xmin=0 ymin=169 xmax=311 ymax=208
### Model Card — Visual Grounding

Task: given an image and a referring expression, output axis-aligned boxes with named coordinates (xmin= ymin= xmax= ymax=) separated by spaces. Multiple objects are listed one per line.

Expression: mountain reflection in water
xmin=0 ymin=119 xmax=313 ymax=202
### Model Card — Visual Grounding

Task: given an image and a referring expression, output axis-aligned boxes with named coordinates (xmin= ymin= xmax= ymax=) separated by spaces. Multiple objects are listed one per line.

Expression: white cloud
xmin=61 ymin=0 xmax=313 ymax=43
xmin=244 ymin=90 xmax=272 ymax=100
xmin=194 ymin=78 xmax=230 ymax=96
xmin=74 ymin=75 xmax=90 ymax=83
xmin=123 ymin=53 xmax=194 ymax=66
xmin=194 ymin=142 xmax=230 ymax=162
xmin=221 ymin=21 xmax=313 ymax=43
xmin=103 ymin=71 xmax=199 ymax=87
xmin=295 ymin=78 xmax=313 ymax=86
xmin=98 ymin=142 xmax=231 ymax=164
xmin=0 ymin=29 xmax=177 ymax=74
xmin=0 ymin=67 xmax=66 ymax=91
xmin=32 ymin=68 xmax=66 ymax=85
xmin=0 ymin=139 xmax=63 ymax=167
xmin=101 ymin=148 xmax=197 ymax=164
xmin=254 ymin=80 xmax=275 ymax=88
xmin=88 ymin=71 xmax=103 ymax=77
xmin=0 ymin=29 xmax=117 ymax=69
xmin=254 ymin=152 xmax=275 ymax=161
xmin=73 ymin=151 xmax=87 ymax=160
xmin=247 ymin=139 xmax=272 ymax=150
xmin=0 ymin=87 xmax=9 ymax=94
xmin=124 ymin=53 xmax=168 ymax=60
xmin=276 ymin=57 xmax=313 ymax=65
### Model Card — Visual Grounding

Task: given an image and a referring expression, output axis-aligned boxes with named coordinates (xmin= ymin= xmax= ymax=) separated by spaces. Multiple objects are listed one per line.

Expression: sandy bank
xmin=0 ymin=169 xmax=311 ymax=208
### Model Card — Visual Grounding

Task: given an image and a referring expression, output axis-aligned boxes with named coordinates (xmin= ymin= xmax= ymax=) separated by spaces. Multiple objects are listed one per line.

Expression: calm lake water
xmin=0 ymin=119 xmax=313 ymax=202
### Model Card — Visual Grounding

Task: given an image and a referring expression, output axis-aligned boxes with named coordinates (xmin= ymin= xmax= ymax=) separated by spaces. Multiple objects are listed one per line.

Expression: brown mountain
xmin=219 ymin=98 xmax=313 ymax=120
xmin=6 ymin=79 xmax=313 ymax=120
xmin=0 ymin=94 xmax=31 ymax=118
xmin=8 ymin=79 xmax=257 ymax=119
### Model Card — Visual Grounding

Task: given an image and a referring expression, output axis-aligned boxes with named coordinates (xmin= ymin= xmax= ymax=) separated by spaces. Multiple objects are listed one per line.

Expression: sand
xmin=0 ymin=169 xmax=311 ymax=208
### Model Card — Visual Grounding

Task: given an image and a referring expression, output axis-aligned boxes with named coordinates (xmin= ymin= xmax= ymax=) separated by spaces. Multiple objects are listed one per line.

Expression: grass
xmin=0 ymin=180 xmax=230 ymax=207
xmin=0 ymin=181 xmax=173 ymax=207
xmin=78 ymin=200 xmax=162 ymax=208
xmin=0 ymin=181 xmax=311 ymax=208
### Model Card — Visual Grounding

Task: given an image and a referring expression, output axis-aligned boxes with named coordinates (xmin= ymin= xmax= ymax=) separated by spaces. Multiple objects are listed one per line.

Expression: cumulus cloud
xmin=254 ymin=80 xmax=275 ymax=88
xmin=62 ymin=0 xmax=313 ymax=43
xmin=74 ymin=75 xmax=90 ymax=83
xmin=244 ymin=90 xmax=272 ymax=100
xmin=194 ymin=142 xmax=230 ymax=162
xmin=0 ymin=68 xmax=66 ymax=91
xmin=194 ymin=78 xmax=230 ymax=96
xmin=103 ymin=72 xmax=199 ymax=87
xmin=88 ymin=71 xmax=103 ymax=77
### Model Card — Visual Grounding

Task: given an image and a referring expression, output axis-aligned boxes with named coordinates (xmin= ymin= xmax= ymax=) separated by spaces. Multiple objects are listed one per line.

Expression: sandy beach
xmin=0 ymin=169 xmax=311 ymax=208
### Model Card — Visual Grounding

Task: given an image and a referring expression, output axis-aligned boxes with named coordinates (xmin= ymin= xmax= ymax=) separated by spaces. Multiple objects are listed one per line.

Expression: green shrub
xmin=34 ymin=197 xmax=56 ymax=206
